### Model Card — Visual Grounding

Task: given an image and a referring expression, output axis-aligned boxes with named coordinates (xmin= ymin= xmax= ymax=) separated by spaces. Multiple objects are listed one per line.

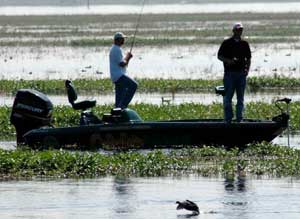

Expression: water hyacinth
xmin=1 ymin=77 xmax=300 ymax=95
xmin=1 ymin=143 xmax=300 ymax=179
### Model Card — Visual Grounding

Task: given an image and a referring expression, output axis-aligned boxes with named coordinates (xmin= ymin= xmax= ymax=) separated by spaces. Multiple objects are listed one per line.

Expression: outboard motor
xmin=10 ymin=89 xmax=53 ymax=145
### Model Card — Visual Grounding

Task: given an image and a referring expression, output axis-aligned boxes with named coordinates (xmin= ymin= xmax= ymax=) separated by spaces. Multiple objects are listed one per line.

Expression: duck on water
xmin=176 ymin=200 xmax=199 ymax=215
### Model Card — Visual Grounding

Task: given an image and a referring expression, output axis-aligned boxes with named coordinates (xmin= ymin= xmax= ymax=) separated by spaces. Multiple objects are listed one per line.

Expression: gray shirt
xmin=109 ymin=44 xmax=126 ymax=82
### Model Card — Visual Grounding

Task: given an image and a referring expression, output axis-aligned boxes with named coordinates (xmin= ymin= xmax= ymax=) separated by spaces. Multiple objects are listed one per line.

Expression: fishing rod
xmin=130 ymin=0 xmax=147 ymax=53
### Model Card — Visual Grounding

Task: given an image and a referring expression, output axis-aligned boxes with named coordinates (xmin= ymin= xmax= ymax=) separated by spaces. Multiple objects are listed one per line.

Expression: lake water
xmin=1 ymin=90 xmax=298 ymax=106
xmin=1 ymin=176 xmax=300 ymax=219
xmin=2 ymin=2 xmax=300 ymax=15
xmin=2 ymin=44 xmax=300 ymax=80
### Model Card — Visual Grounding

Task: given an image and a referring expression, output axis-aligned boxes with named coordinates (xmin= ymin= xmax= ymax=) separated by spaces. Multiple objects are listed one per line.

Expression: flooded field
xmin=1 ymin=44 xmax=300 ymax=80
xmin=1 ymin=176 xmax=300 ymax=219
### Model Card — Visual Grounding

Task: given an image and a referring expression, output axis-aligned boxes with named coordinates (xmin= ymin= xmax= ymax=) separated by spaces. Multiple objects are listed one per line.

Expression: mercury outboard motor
xmin=10 ymin=89 xmax=53 ymax=145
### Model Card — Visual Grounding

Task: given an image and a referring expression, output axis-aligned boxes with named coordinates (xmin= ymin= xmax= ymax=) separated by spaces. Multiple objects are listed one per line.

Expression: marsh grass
xmin=1 ymin=76 xmax=300 ymax=95
xmin=1 ymin=13 xmax=300 ymax=46
xmin=1 ymin=142 xmax=300 ymax=179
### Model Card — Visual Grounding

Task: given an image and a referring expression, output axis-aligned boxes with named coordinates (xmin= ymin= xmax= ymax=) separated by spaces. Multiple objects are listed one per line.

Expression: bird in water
xmin=176 ymin=200 xmax=199 ymax=215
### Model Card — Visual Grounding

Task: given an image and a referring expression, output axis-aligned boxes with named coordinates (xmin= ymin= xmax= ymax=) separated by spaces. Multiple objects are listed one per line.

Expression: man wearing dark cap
xmin=109 ymin=32 xmax=138 ymax=109
xmin=218 ymin=22 xmax=251 ymax=123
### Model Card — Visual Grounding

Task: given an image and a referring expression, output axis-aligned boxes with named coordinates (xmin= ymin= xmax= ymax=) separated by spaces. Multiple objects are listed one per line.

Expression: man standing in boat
xmin=109 ymin=32 xmax=138 ymax=109
xmin=218 ymin=22 xmax=251 ymax=123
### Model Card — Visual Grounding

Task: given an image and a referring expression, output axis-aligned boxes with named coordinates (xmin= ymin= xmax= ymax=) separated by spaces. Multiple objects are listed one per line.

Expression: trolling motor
xmin=275 ymin=97 xmax=292 ymax=146
xmin=215 ymin=86 xmax=225 ymax=96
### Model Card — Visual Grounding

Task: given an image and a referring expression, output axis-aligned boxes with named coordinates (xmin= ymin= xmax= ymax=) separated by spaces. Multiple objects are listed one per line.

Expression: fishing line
xmin=130 ymin=0 xmax=147 ymax=53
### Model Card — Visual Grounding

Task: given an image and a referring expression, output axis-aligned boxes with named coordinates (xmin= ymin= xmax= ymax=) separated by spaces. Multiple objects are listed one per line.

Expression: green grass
xmin=1 ymin=143 xmax=300 ymax=179
xmin=1 ymin=13 xmax=299 ymax=26
xmin=2 ymin=76 xmax=300 ymax=95
xmin=2 ymin=13 xmax=300 ymax=46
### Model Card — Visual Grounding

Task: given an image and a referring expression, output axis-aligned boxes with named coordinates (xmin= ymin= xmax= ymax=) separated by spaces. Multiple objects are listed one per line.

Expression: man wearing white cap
xmin=218 ymin=22 xmax=251 ymax=123
xmin=109 ymin=32 xmax=138 ymax=109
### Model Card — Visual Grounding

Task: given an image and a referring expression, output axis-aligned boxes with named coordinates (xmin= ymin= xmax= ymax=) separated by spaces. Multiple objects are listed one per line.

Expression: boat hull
xmin=23 ymin=117 xmax=288 ymax=150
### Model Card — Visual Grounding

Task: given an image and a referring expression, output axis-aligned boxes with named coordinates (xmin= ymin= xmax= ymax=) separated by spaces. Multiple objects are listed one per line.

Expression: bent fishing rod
xmin=130 ymin=0 xmax=147 ymax=53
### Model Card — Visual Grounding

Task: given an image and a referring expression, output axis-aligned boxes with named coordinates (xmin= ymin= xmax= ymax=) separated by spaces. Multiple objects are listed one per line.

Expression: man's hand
xmin=225 ymin=57 xmax=238 ymax=66
xmin=124 ymin=52 xmax=133 ymax=62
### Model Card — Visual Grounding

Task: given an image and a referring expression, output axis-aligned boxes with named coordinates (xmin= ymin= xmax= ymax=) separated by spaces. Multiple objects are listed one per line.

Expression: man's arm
xmin=218 ymin=54 xmax=235 ymax=66
xmin=245 ymin=58 xmax=251 ymax=75
xmin=217 ymin=41 xmax=235 ymax=66
xmin=119 ymin=52 xmax=133 ymax=67
xmin=244 ymin=42 xmax=252 ymax=75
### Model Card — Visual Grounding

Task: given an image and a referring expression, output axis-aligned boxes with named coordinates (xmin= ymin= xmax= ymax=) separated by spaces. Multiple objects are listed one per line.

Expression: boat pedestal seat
xmin=71 ymin=100 xmax=96 ymax=111
xmin=65 ymin=80 xmax=97 ymax=111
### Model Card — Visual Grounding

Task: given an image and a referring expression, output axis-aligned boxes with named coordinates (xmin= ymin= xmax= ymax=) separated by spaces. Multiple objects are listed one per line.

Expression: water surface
xmin=1 ymin=90 xmax=298 ymax=106
xmin=1 ymin=44 xmax=300 ymax=80
xmin=1 ymin=176 xmax=300 ymax=219
xmin=2 ymin=3 xmax=300 ymax=15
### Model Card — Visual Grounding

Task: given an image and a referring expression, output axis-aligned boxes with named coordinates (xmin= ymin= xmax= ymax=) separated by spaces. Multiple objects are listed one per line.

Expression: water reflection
xmin=111 ymin=177 xmax=137 ymax=218
xmin=224 ymin=176 xmax=246 ymax=193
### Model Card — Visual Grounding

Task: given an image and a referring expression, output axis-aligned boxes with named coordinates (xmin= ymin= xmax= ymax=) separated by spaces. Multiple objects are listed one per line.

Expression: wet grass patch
xmin=1 ymin=76 xmax=300 ymax=95
xmin=0 ymin=143 xmax=300 ymax=179
xmin=2 ymin=13 xmax=300 ymax=46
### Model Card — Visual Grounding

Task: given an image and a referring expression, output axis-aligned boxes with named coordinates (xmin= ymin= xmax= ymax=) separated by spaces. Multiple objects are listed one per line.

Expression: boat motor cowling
xmin=10 ymin=89 xmax=53 ymax=144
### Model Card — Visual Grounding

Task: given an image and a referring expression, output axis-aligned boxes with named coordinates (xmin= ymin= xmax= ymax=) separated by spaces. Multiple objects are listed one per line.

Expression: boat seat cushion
xmin=72 ymin=100 xmax=96 ymax=111
xmin=65 ymin=80 xmax=96 ymax=110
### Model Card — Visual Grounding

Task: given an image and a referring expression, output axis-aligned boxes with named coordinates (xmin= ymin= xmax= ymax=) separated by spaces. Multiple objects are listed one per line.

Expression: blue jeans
xmin=114 ymin=75 xmax=138 ymax=109
xmin=223 ymin=72 xmax=247 ymax=123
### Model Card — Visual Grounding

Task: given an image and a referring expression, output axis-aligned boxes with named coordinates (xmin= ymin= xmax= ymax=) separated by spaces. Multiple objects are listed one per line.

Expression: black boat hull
xmin=23 ymin=117 xmax=288 ymax=150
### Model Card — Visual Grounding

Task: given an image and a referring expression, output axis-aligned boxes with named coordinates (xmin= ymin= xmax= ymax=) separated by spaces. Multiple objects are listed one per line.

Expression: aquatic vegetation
xmin=1 ymin=143 xmax=300 ymax=179
xmin=1 ymin=76 xmax=300 ymax=95
xmin=1 ymin=13 xmax=300 ymax=46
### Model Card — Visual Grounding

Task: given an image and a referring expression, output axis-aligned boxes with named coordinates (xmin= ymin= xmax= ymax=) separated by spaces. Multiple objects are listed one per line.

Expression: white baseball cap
xmin=114 ymin=32 xmax=127 ymax=40
xmin=232 ymin=22 xmax=243 ymax=30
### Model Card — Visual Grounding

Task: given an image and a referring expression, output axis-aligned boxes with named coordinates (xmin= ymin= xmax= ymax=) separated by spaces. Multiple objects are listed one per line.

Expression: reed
xmin=1 ymin=142 xmax=300 ymax=179
xmin=1 ymin=12 xmax=300 ymax=46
